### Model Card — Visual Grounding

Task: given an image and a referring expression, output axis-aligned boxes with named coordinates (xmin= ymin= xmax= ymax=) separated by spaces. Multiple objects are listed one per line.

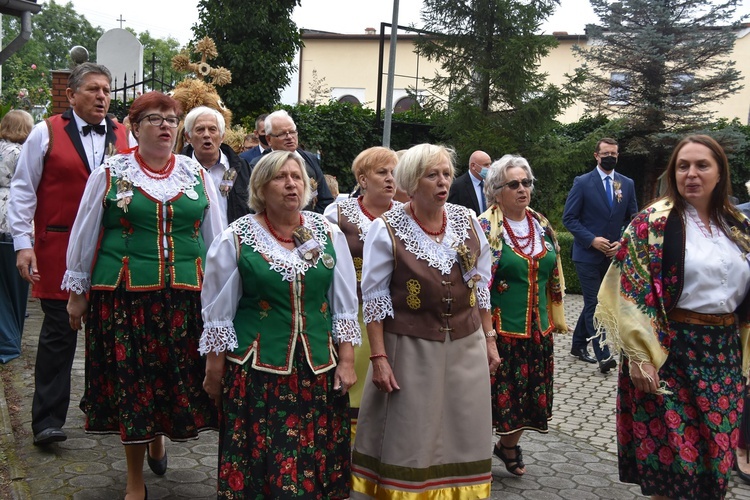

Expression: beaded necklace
xmin=358 ymin=196 xmax=392 ymax=221
xmin=263 ymin=212 xmax=303 ymax=244
xmin=411 ymin=205 xmax=447 ymax=243
xmin=134 ymin=148 xmax=175 ymax=180
xmin=504 ymin=211 xmax=536 ymax=257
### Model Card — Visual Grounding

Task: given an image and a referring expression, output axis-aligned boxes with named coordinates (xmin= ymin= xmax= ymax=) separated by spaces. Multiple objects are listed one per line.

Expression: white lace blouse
xmin=199 ymin=212 xmax=361 ymax=355
xmin=323 ymin=197 xmax=403 ymax=241
xmin=361 ymin=203 xmax=492 ymax=324
xmin=62 ymin=153 xmax=226 ymax=293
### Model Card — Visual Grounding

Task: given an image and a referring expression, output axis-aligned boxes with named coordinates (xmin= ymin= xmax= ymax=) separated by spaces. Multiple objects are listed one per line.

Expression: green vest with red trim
xmin=91 ymin=168 xmax=209 ymax=291
xmin=228 ymin=216 xmax=337 ymax=374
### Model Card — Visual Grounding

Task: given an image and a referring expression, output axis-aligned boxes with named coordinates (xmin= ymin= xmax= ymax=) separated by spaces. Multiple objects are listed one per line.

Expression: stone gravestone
xmin=96 ymin=28 xmax=143 ymax=91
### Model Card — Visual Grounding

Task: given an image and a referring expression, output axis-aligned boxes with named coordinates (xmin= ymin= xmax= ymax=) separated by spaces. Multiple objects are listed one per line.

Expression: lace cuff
xmin=476 ymin=286 xmax=490 ymax=310
xmin=334 ymin=313 xmax=361 ymax=345
xmin=363 ymin=289 xmax=394 ymax=323
xmin=199 ymin=322 xmax=239 ymax=355
xmin=61 ymin=271 xmax=90 ymax=294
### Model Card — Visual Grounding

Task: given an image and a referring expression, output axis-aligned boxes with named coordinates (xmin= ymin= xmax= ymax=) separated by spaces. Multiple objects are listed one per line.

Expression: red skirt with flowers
xmin=492 ymin=322 xmax=554 ymax=435
xmin=218 ymin=344 xmax=351 ymax=499
xmin=617 ymin=320 xmax=743 ymax=499
xmin=80 ymin=286 xmax=218 ymax=443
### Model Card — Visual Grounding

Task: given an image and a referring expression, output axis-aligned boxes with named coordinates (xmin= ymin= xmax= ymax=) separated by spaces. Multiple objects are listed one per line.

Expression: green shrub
xmin=556 ymin=231 xmax=580 ymax=295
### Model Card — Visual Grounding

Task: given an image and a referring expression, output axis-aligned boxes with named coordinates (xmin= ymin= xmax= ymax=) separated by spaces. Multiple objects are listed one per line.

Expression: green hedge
xmin=556 ymin=232 xmax=581 ymax=295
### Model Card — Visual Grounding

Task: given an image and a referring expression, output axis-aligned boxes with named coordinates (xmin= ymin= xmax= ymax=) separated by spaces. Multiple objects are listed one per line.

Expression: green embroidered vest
xmin=229 ymin=223 xmax=338 ymax=374
xmin=490 ymin=234 xmax=557 ymax=338
xmin=91 ymin=170 xmax=208 ymax=291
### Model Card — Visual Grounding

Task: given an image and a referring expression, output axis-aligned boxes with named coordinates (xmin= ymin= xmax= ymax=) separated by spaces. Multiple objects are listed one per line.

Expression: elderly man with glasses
xmin=563 ymin=138 xmax=638 ymax=373
xmin=247 ymin=109 xmax=333 ymax=214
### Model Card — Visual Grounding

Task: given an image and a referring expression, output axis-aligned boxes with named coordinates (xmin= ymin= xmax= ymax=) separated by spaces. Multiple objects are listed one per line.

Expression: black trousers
xmin=31 ymin=299 xmax=78 ymax=434
xmin=571 ymin=259 xmax=612 ymax=362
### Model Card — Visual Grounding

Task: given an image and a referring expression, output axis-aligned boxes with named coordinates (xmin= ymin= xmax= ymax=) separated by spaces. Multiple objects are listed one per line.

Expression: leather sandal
xmin=493 ymin=443 xmax=525 ymax=476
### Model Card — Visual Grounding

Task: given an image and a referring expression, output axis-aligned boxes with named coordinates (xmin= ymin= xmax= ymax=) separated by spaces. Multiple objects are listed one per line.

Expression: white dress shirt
xmin=191 ymin=150 xmax=229 ymax=221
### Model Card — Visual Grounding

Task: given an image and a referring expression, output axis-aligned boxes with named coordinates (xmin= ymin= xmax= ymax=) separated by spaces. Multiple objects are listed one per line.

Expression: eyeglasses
xmin=268 ymin=130 xmax=298 ymax=139
xmin=499 ymin=178 xmax=533 ymax=189
xmin=140 ymin=114 xmax=180 ymax=128
xmin=596 ymin=152 xmax=618 ymax=158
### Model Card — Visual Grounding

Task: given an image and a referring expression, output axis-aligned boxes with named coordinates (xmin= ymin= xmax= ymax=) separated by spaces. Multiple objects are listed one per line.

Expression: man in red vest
xmin=7 ymin=62 xmax=130 ymax=446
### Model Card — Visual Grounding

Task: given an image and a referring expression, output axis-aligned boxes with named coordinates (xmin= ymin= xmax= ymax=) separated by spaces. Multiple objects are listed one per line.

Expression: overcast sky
xmin=44 ymin=0 xmax=607 ymax=46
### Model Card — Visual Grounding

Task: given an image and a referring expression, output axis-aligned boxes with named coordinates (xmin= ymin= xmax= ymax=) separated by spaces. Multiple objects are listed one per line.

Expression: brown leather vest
xmin=383 ymin=211 xmax=482 ymax=342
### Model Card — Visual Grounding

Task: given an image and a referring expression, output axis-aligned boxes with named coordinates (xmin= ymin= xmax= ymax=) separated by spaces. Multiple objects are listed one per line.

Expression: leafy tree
xmin=193 ymin=0 xmax=302 ymax=119
xmin=574 ymin=0 xmax=745 ymax=200
xmin=415 ymin=0 xmax=584 ymax=159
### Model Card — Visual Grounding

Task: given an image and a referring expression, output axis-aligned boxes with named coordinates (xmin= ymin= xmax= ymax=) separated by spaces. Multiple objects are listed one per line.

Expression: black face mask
xmin=258 ymin=134 xmax=268 ymax=147
xmin=599 ymin=156 xmax=617 ymax=171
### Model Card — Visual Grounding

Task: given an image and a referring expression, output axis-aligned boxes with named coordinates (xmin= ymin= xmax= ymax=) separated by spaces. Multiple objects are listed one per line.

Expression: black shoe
xmin=570 ymin=348 xmax=597 ymax=364
xmin=33 ymin=427 xmax=67 ymax=446
xmin=599 ymin=358 xmax=617 ymax=373
xmin=147 ymin=445 xmax=168 ymax=476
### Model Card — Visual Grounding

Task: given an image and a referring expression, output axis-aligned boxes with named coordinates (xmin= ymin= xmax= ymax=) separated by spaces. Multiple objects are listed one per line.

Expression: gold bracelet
xmin=484 ymin=329 xmax=496 ymax=338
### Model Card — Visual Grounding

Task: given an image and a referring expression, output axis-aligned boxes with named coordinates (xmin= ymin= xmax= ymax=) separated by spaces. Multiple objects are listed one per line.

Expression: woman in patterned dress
xmin=351 ymin=143 xmax=500 ymax=499
xmin=324 ymin=146 xmax=399 ymax=440
xmin=595 ymin=135 xmax=750 ymax=499
xmin=200 ymin=150 xmax=359 ymax=498
xmin=64 ymin=92 xmax=224 ymax=500
xmin=478 ymin=155 xmax=568 ymax=476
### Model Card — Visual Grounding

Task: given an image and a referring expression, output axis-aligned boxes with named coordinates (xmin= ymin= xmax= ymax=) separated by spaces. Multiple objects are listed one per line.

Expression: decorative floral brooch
xmin=116 ymin=176 xmax=133 ymax=213
xmin=455 ymin=243 xmax=480 ymax=288
xmin=613 ymin=180 xmax=623 ymax=203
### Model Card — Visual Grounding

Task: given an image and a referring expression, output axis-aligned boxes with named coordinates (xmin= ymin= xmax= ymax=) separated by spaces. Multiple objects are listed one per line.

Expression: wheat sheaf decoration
xmin=172 ymin=37 xmax=232 ymax=88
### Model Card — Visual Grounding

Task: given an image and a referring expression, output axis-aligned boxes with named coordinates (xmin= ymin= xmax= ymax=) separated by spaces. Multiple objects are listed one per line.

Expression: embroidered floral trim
xmin=363 ymin=288 xmax=394 ymax=323
xmin=334 ymin=313 xmax=361 ymax=345
xmin=385 ymin=204 xmax=471 ymax=275
xmin=61 ymin=270 xmax=90 ymax=294
xmin=338 ymin=198 xmax=402 ymax=241
xmin=477 ymin=286 xmax=490 ymax=310
xmin=231 ymin=211 xmax=331 ymax=282
xmin=107 ymin=153 xmax=202 ymax=201
xmin=199 ymin=322 xmax=239 ymax=355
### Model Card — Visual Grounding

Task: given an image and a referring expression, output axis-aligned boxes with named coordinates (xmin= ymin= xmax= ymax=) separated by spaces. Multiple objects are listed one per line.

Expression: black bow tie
xmin=82 ymin=124 xmax=106 ymax=136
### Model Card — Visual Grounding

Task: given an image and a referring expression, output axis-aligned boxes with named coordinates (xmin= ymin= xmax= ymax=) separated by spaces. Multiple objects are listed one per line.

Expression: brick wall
xmin=50 ymin=70 xmax=70 ymax=115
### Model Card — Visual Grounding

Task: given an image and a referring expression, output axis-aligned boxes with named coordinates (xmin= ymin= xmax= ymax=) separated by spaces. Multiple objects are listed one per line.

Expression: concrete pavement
xmin=2 ymin=294 xmax=750 ymax=499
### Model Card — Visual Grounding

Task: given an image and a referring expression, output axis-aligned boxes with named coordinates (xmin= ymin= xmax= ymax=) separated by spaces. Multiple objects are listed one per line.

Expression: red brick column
xmin=50 ymin=70 xmax=70 ymax=115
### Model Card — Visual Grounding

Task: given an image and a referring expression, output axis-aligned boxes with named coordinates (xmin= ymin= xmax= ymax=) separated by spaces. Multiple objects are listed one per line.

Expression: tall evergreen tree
xmin=575 ymin=0 xmax=744 ymax=198
xmin=415 ymin=0 xmax=583 ymax=158
xmin=193 ymin=0 xmax=302 ymax=120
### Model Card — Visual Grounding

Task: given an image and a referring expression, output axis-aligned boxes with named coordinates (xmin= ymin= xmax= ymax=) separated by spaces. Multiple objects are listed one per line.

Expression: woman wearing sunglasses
xmin=478 ymin=154 xmax=568 ymax=476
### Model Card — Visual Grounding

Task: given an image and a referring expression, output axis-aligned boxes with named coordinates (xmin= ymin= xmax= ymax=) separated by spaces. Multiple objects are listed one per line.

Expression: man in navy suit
xmin=239 ymin=113 xmax=268 ymax=164
xmin=563 ymin=138 xmax=638 ymax=373
xmin=447 ymin=150 xmax=492 ymax=215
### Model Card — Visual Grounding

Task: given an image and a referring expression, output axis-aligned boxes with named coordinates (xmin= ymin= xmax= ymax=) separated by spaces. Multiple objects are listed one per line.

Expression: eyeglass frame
xmin=595 ymin=151 xmax=618 ymax=158
xmin=267 ymin=129 xmax=298 ymax=139
xmin=499 ymin=178 xmax=534 ymax=190
xmin=140 ymin=114 xmax=180 ymax=128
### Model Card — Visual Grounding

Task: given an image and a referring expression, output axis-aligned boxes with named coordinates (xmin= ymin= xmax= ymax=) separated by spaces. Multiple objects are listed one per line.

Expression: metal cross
xmin=116 ymin=15 xmax=126 ymax=28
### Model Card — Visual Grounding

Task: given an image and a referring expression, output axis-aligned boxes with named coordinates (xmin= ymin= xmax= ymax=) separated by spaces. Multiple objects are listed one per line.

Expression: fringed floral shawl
xmin=595 ymin=198 xmax=750 ymax=381
xmin=478 ymin=204 xmax=568 ymax=333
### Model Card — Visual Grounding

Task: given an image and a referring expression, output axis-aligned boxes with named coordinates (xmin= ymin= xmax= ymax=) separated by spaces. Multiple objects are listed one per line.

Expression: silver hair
xmin=484 ymin=154 xmax=535 ymax=202
xmin=67 ymin=63 xmax=112 ymax=92
xmin=248 ymin=150 xmax=312 ymax=213
xmin=184 ymin=106 xmax=226 ymax=138
xmin=265 ymin=109 xmax=295 ymax=136
xmin=394 ymin=143 xmax=455 ymax=197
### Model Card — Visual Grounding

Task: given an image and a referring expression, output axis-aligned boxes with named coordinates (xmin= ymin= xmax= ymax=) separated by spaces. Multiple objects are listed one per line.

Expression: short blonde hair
xmin=394 ymin=143 xmax=455 ymax=196
xmin=0 ymin=109 xmax=34 ymax=144
xmin=324 ymin=174 xmax=339 ymax=198
xmin=352 ymin=146 xmax=399 ymax=185
xmin=249 ymin=150 xmax=312 ymax=213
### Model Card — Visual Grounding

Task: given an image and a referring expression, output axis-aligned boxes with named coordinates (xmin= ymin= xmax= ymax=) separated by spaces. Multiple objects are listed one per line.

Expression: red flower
xmin=648 ymin=419 xmax=666 ymax=439
xmin=718 ymin=396 xmax=730 ymax=410
xmin=228 ymin=470 xmax=244 ymax=491
xmin=286 ymin=414 xmax=299 ymax=428
xmin=683 ymin=425 xmax=700 ymax=445
xmin=115 ymin=342 xmax=126 ymax=361
xmin=498 ymin=393 xmax=510 ymax=408
xmin=658 ymin=446 xmax=674 ymax=466
xmin=642 ymin=437 xmax=656 ymax=454
xmin=708 ymin=412 xmax=722 ymax=426
xmin=664 ymin=410 xmax=681 ymax=429
xmin=684 ymin=405 xmax=698 ymax=420
xmin=520 ymin=364 xmax=528 ymax=377
xmin=633 ymin=421 xmax=648 ymax=439
xmin=635 ymin=223 xmax=648 ymax=240
xmin=538 ymin=393 xmax=547 ymax=408
xmin=644 ymin=401 xmax=656 ymax=414
xmin=677 ymin=388 xmax=690 ymax=403
xmin=712 ymin=383 xmax=721 ymax=393
xmin=100 ymin=302 xmax=111 ymax=319
xmin=302 ymin=478 xmax=315 ymax=492
xmin=731 ymin=427 xmax=740 ymax=448
xmin=615 ymin=244 xmax=628 ymax=261
xmin=172 ymin=310 xmax=185 ymax=328
xmin=696 ymin=396 xmax=710 ymax=412
xmin=668 ymin=433 xmax=683 ymax=449
xmin=279 ymin=457 xmax=294 ymax=474
xmin=679 ymin=443 xmax=699 ymax=463
xmin=715 ymin=432 xmax=730 ymax=451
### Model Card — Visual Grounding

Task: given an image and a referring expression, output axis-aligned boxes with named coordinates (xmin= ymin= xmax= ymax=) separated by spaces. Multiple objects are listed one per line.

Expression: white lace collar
xmin=338 ymin=197 xmax=402 ymax=241
xmin=384 ymin=203 xmax=472 ymax=275
xmin=106 ymin=153 xmax=202 ymax=202
xmin=231 ymin=211 xmax=331 ymax=282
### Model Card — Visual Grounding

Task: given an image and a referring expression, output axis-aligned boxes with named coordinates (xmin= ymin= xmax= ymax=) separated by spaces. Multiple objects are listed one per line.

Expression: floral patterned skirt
xmin=492 ymin=324 xmax=554 ymax=435
xmin=81 ymin=286 xmax=218 ymax=443
xmin=218 ymin=344 xmax=351 ymax=499
xmin=617 ymin=320 xmax=744 ymax=499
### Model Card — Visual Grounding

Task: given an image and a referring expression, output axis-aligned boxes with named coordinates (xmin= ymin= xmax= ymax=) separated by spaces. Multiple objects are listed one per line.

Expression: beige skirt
xmin=351 ymin=327 xmax=493 ymax=499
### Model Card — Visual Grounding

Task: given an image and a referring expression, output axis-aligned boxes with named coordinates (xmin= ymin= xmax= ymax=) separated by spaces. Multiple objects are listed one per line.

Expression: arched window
xmin=394 ymin=96 xmax=419 ymax=113
xmin=338 ymin=95 xmax=361 ymax=106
